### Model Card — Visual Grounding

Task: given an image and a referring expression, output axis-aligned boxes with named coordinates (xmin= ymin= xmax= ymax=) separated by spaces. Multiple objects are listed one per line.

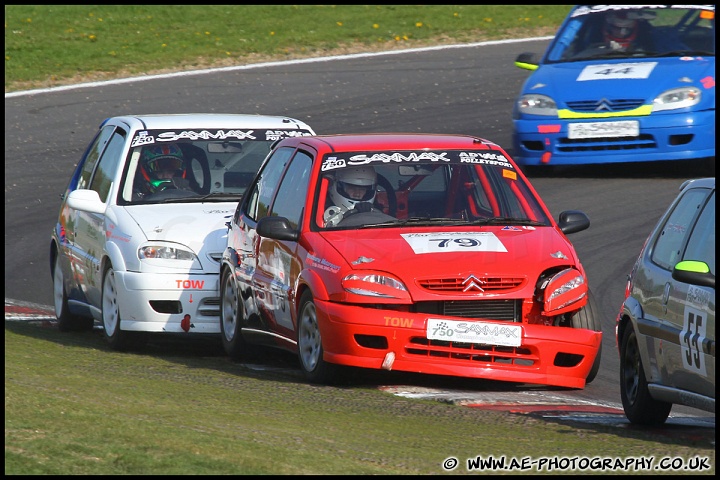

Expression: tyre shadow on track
xmin=520 ymin=159 xmax=714 ymax=179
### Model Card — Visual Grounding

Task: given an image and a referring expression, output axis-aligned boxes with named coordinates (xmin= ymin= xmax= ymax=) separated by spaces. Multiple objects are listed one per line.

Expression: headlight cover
xmin=542 ymin=267 xmax=587 ymax=314
xmin=342 ymin=272 xmax=410 ymax=300
xmin=517 ymin=94 xmax=558 ymax=116
xmin=652 ymin=87 xmax=701 ymax=112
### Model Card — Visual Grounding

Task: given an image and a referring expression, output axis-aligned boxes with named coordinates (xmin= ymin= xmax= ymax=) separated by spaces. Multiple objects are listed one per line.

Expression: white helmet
xmin=330 ymin=165 xmax=377 ymax=211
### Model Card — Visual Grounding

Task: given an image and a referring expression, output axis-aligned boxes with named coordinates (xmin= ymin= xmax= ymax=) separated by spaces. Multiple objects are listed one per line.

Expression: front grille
xmin=443 ymin=299 xmax=519 ymax=321
xmin=557 ymin=134 xmax=656 ymax=152
xmin=418 ymin=276 xmax=525 ymax=293
xmin=415 ymin=299 xmax=521 ymax=322
xmin=566 ymin=98 xmax=644 ymax=113
xmin=407 ymin=337 xmax=536 ymax=366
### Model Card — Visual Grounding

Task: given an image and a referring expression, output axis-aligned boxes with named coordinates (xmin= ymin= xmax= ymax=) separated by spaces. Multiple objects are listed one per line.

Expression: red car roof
xmin=295 ymin=133 xmax=504 ymax=153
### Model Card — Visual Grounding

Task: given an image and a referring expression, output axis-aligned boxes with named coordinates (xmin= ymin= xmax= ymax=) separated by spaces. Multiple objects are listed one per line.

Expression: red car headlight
xmin=342 ymin=271 xmax=410 ymax=300
xmin=542 ymin=267 xmax=587 ymax=314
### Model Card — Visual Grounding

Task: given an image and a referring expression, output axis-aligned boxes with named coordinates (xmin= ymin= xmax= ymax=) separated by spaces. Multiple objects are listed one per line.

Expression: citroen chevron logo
xmin=462 ymin=274 xmax=485 ymax=292
xmin=595 ymin=98 xmax=613 ymax=112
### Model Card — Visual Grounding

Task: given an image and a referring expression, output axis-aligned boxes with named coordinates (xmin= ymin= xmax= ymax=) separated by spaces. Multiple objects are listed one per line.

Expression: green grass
xmin=4 ymin=5 xmax=571 ymax=92
xmin=5 ymin=321 xmax=715 ymax=474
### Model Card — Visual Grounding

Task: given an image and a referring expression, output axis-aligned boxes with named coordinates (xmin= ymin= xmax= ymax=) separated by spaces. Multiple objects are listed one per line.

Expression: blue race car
xmin=512 ymin=5 xmax=715 ymax=173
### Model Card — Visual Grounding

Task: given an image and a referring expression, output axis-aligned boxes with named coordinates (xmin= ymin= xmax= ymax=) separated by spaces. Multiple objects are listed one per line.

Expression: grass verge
xmin=5 ymin=321 xmax=715 ymax=474
xmin=5 ymin=5 xmax=571 ymax=92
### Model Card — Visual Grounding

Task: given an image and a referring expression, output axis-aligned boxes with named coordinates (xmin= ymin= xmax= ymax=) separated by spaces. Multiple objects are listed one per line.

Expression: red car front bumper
xmin=316 ymin=299 xmax=602 ymax=389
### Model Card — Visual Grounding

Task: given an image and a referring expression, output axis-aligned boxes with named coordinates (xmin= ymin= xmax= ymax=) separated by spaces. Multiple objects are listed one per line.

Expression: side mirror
xmin=67 ymin=189 xmax=106 ymax=215
xmin=672 ymin=260 xmax=715 ymax=289
xmin=256 ymin=216 xmax=299 ymax=242
xmin=558 ymin=210 xmax=590 ymax=235
xmin=514 ymin=52 xmax=540 ymax=71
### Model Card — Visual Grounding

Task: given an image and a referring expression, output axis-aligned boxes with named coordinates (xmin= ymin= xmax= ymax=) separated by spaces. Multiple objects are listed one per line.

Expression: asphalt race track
xmin=4 ymin=38 xmax=714 ymax=436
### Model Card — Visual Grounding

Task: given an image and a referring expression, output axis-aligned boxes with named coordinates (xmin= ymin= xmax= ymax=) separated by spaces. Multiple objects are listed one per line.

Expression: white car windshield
xmin=121 ymin=128 xmax=313 ymax=204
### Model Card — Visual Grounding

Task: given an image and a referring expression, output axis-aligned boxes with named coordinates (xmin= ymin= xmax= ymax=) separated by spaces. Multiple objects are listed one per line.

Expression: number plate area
xmin=426 ymin=319 xmax=522 ymax=347
xmin=568 ymin=120 xmax=639 ymax=139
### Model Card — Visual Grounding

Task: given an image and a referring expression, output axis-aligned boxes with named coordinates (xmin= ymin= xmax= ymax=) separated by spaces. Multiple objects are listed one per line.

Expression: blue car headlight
xmin=516 ymin=93 xmax=558 ymax=116
xmin=652 ymin=87 xmax=701 ymax=112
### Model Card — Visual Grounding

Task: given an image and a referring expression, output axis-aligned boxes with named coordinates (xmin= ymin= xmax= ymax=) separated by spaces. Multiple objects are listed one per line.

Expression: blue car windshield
xmin=546 ymin=5 xmax=715 ymax=63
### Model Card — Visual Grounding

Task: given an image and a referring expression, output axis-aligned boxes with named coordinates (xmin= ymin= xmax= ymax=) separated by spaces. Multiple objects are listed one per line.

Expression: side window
xmin=244 ymin=146 xmax=294 ymax=221
xmin=77 ymin=125 xmax=117 ymax=191
xmin=683 ymin=191 xmax=715 ymax=273
xmin=89 ymin=129 xmax=126 ymax=203
xmin=651 ymin=188 xmax=708 ymax=270
xmin=270 ymin=150 xmax=313 ymax=229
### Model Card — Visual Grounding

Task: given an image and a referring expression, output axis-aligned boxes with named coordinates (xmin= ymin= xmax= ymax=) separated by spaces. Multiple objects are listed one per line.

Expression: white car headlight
xmin=652 ymin=87 xmax=701 ymax=112
xmin=138 ymin=244 xmax=197 ymax=261
xmin=517 ymin=94 xmax=558 ymax=116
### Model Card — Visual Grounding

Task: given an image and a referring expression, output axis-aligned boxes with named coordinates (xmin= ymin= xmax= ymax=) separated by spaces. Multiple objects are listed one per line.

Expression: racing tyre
xmin=101 ymin=265 xmax=137 ymax=350
xmin=220 ymin=267 xmax=248 ymax=359
xmin=297 ymin=290 xmax=338 ymax=384
xmin=53 ymin=254 xmax=94 ymax=332
xmin=619 ymin=325 xmax=672 ymax=425
xmin=569 ymin=290 xmax=602 ymax=384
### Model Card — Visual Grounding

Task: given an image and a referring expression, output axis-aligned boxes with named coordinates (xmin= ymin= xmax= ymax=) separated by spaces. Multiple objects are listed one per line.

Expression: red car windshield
xmin=314 ymin=150 xmax=552 ymax=229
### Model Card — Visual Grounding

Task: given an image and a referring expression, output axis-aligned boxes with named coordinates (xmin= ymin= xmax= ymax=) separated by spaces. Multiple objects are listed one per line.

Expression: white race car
xmin=49 ymin=114 xmax=315 ymax=349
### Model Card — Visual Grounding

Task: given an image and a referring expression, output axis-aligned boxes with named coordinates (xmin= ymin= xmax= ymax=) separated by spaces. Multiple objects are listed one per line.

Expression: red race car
xmin=220 ymin=133 xmax=602 ymax=388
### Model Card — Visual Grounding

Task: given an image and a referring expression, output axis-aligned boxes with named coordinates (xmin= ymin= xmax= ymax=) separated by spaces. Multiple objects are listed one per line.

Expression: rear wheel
xmin=297 ymin=290 xmax=337 ymax=384
xmin=220 ymin=267 xmax=247 ymax=359
xmin=53 ymin=254 xmax=93 ymax=332
xmin=101 ymin=265 xmax=136 ymax=350
xmin=619 ymin=325 xmax=672 ymax=425
xmin=569 ymin=290 xmax=602 ymax=384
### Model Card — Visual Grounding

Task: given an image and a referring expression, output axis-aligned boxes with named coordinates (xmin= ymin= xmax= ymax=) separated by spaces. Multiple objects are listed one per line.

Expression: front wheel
xmin=569 ymin=290 xmax=602 ymax=384
xmin=53 ymin=254 xmax=94 ymax=332
xmin=101 ymin=265 xmax=136 ymax=350
xmin=297 ymin=290 xmax=337 ymax=384
xmin=619 ymin=324 xmax=672 ymax=425
xmin=220 ymin=267 xmax=247 ymax=359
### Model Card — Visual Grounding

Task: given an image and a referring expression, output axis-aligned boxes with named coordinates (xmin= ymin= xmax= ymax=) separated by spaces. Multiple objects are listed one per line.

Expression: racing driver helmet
xmin=603 ymin=12 xmax=638 ymax=50
xmin=139 ymin=143 xmax=186 ymax=191
xmin=330 ymin=165 xmax=377 ymax=211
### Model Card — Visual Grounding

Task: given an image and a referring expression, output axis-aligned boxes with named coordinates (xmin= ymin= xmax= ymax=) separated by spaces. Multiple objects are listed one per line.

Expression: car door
xmin=254 ymin=149 xmax=313 ymax=337
xmin=72 ymin=125 xmax=127 ymax=310
xmin=664 ymin=190 xmax=715 ymax=398
xmin=62 ymin=124 xmax=117 ymax=301
xmin=234 ymin=146 xmax=295 ymax=330
xmin=644 ymin=186 xmax=713 ymax=390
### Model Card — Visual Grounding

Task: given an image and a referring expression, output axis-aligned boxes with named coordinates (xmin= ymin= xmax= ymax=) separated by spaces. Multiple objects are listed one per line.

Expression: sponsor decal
xmin=131 ymin=131 xmax=154 ymax=147
xmin=132 ymin=129 xmax=313 ymax=145
xmin=105 ymin=222 xmax=132 ymax=243
xmin=427 ymin=319 xmax=522 ymax=347
xmin=203 ymin=209 xmax=234 ymax=214
xmin=306 ymin=253 xmax=340 ymax=273
xmin=321 ymin=150 xmax=513 ymax=171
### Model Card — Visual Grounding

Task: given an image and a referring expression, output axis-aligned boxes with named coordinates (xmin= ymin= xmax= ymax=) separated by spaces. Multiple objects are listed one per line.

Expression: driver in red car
xmin=323 ymin=165 xmax=378 ymax=226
